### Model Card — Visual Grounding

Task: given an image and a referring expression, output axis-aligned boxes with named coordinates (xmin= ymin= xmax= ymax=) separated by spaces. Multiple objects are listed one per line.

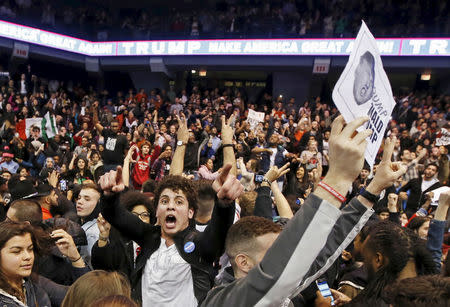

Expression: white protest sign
xmin=430 ymin=186 xmax=450 ymax=206
xmin=247 ymin=109 xmax=265 ymax=130
xmin=332 ymin=21 xmax=396 ymax=167
xmin=25 ymin=118 xmax=42 ymax=138
xmin=435 ymin=128 xmax=450 ymax=146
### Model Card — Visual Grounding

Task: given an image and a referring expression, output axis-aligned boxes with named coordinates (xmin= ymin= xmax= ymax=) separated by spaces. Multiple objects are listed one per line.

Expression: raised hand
xmin=264 ymin=162 xmax=290 ymax=183
xmin=387 ymin=193 xmax=398 ymax=212
xmin=125 ymin=144 xmax=138 ymax=163
xmin=51 ymin=229 xmax=83 ymax=263
xmin=97 ymin=213 xmax=111 ymax=239
xmin=221 ymin=114 xmax=235 ymax=144
xmin=212 ymin=163 xmax=244 ymax=203
xmin=327 ymin=115 xmax=372 ymax=185
xmin=47 ymin=170 xmax=59 ymax=188
xmin=98 ymin=166 xmax=125 ymax=194
xmin=366 ymin=137 xmax=407 ymax=195
xmin=176 ymin=114 xmax=189 ymax=144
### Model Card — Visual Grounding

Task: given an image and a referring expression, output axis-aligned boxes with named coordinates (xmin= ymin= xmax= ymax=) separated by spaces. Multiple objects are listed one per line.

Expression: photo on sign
xmin=332 ymin=21 xmax=396 ymax=167
xmin=353 ymin=51 xmax=375 ymax=105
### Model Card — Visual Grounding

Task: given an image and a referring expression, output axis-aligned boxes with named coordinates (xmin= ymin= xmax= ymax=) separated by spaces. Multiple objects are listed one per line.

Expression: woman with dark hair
xmin=198 ymin=157 xmax=219 ymax=180
xmin=68 ymin=154 xmax=93 ymax=184
xmin=407 ymin=216 xmax=431 ymax=240
xmin=0 ymin=221 xmax=51 ymax=306
xmin=284 ymin=162 xmax=313 ymax=199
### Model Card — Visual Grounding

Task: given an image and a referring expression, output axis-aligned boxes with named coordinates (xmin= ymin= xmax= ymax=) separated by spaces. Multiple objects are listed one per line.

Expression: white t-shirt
xmin=269 ymin=147 xmax=288 ymax=167
xmin=142 ymin=238 xmax=197 ymax=307
xmin=421 ymin=178 xmax=438 ymax=192
xmin=81 ymin=220 xmax=99 ymax=265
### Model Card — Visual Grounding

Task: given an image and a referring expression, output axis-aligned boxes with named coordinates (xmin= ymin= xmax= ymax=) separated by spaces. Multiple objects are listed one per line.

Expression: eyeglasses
xmin=132 ymin=212 xmax=150 ymax=219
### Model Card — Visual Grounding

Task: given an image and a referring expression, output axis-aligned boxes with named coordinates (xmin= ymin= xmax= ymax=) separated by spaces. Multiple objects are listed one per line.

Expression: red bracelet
xmin=317 ymin=181 xmax=346 ymax=203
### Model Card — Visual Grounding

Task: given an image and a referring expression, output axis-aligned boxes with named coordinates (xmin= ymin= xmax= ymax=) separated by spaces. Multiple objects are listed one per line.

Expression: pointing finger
xmin=227 ymin=114 xmax=235 ymax=126
xmin=279 ymin=162 xmax=290 ymax=172
xmin=382 ymin=137 xmax=396 ymax=163
xmin=330 ymin=115 xmax=345 ymax=138
xmin=116 ymin=166 xmax=123 ymax=185
xmin=218 ymin=163 xmax=232 ymax=183
xmin=279 ymin=168 xmax=290 ymax=177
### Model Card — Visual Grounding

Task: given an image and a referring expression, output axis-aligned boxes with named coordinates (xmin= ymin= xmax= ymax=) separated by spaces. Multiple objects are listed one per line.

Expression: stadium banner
xmin=332 ymin=21 xmax=396 ymax=167
xmin=0 ymin=20 xmax=449 ymax=57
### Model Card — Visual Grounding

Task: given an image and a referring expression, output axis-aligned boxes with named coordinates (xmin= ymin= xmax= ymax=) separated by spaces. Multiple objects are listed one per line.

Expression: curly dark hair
xmin=383 ymin=275 xmax=450 ymax=307
xmin=119 ymin=191 xmax=154 ymax=223
xmin=153 ymin=175 xmax=198 ymax=216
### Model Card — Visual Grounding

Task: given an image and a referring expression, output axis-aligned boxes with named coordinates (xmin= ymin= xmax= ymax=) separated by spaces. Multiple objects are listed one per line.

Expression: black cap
xmin=36 ymin=183 xmax=53 ymax=197
xmin=9 ymin=179 xmax=51 ymax=202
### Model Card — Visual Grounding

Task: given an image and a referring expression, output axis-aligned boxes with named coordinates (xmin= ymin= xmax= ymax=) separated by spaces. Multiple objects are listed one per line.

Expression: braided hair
xmin=349 ymin=220 xmax=438 ymax=305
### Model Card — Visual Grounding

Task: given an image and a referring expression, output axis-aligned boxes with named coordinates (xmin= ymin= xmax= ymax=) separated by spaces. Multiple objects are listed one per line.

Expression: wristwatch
xmin=360 ymin=188 xmax=380 ymax=203
xmin=177 ymin=140 xmax=186 ymax=146
xmin=262 ymin=178 xmax=272 ymax=185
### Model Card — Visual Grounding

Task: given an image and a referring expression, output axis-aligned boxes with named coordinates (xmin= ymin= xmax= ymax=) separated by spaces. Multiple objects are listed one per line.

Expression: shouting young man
xmin=98 ymin=163 xmax=243 ymax=306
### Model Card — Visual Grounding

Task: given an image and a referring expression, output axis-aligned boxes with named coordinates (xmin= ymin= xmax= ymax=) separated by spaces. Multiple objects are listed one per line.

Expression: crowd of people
xmin=1 ymin=0 xmax=449 ymax=41
xmin=0 ymin=63 xmax=448 ymax=307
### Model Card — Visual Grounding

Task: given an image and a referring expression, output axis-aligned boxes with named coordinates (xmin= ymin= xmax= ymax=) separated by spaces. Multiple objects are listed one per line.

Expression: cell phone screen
xmin=316 ymin=281 xmax=335 ymax=305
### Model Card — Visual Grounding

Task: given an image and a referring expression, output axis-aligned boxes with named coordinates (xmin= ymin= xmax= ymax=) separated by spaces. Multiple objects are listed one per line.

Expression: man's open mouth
xmin=165 ymin=214 xmax=177 ymax=228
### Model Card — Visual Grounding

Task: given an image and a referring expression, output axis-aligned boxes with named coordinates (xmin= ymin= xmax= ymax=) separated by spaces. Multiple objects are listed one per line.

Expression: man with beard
xmin=342 ymin=220 xmax=438 ymax=307
xmin=98 ymin=163 xmax=243 ymax=306
xmin=94 ymin=106 xmax=128 ymax=171
xmin=399 ymin=163 xmax=441 ymax=216
xmin=34 ymin=183 xmax=59 ymax=220
xmin=254 ymin=133 xmax=293 ymax=189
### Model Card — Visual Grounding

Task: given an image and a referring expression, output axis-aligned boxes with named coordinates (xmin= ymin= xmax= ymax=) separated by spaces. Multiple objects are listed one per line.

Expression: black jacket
xmin=399 ymin=177 xmax=441 ymax=214
xmin=101 ymin=192 xmax=235 ymax=304
xmin=91 ymin=227 xmax=136 ymax=279
xmin=0 ymin=278 xmax=51 ymax=307
xmin=37 ymin=218 xmax=90 ymax=286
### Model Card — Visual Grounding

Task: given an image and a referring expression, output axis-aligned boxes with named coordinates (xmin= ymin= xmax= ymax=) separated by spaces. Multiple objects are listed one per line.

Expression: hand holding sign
xmin=332 ymin=21 xmax=396 ymax=167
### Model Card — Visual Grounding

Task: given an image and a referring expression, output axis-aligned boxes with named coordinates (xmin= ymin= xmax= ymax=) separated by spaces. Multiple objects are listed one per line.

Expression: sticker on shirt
xmin=105 ymin=137 xmax=117 ymax=151
xmin=184 ymin=241 xmax=195 ymax=254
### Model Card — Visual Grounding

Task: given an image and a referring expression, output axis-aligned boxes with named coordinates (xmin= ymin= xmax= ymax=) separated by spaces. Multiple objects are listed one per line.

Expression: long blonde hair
xmin=61 ymin=270 xmax=131 ymax=307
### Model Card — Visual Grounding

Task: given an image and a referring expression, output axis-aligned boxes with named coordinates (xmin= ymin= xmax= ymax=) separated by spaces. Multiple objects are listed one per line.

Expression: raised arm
xmin=169 ymin=114 xmax=188 ymax=175
xmin=359 ymin=136 xmax=407 ymax=209
xmin=197 ymin=163 xmax=243 ymax=262
xmin=68 ymin=153 xmax=77 ymax=170
xmin=222 ymin=114 xmax=237 ymax=176
xmin=427 ymin=190 xmax=450 ymax=270
xmin=202 ymin=116 xmax=408 ymax=307
xmin=122 ymin=145 xmax=137 ymax=188
xmin=92 ymin=101 xmax=104 ymax=133
xmin=253 ymin=163 xmax=292 ymax=219
xmin=270 ymin=181 xmax=293 ymax=219
xmin=98 ymin=167 xmax=153 ymax=247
